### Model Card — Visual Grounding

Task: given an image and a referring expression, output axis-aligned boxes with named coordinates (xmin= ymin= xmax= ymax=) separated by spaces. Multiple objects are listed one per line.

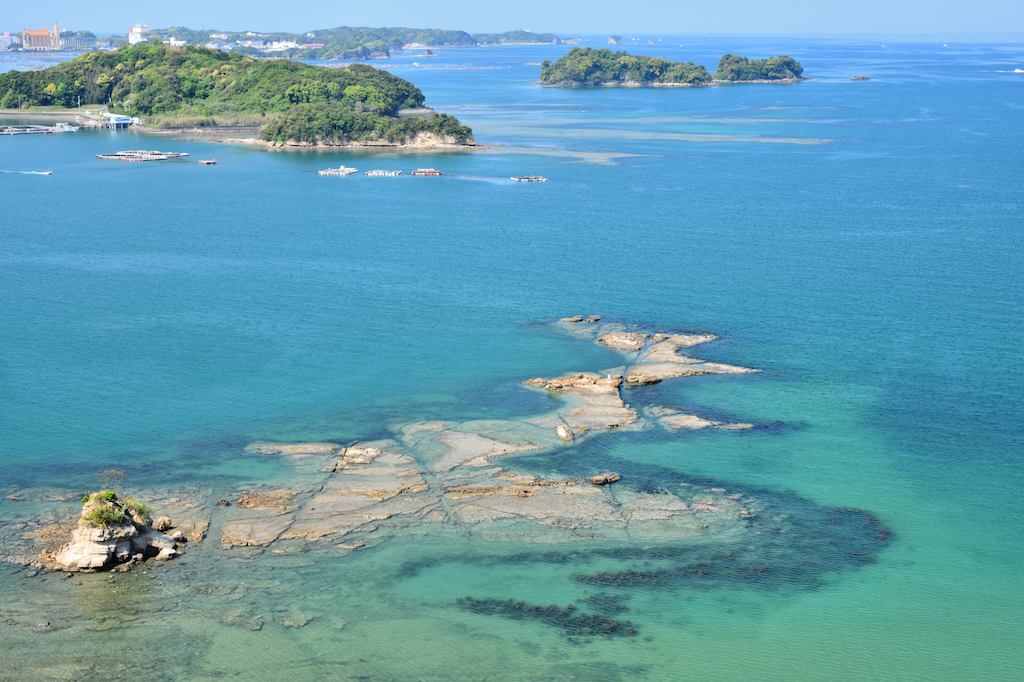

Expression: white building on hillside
xmin=128 ymin=23 xmax=149 ymax=44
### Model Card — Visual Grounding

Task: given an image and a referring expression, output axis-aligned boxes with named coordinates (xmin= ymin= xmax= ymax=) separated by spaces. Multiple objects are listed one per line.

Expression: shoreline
xmin=139 ymin=126 xmax=489 ymax=151
xmin=0 ymin=112 xmax=487 ymax=151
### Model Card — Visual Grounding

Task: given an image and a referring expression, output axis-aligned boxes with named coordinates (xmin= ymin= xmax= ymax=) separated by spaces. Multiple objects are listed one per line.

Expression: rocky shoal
xmin=1 ymin=318 xmax=768 ymax=566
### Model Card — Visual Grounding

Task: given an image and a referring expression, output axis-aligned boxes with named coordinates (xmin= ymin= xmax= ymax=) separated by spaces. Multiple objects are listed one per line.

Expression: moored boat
xmin=411 ymin=168 xmax=442 ymax=176
xmin=365 ymin=169 xmax=402 ymax=176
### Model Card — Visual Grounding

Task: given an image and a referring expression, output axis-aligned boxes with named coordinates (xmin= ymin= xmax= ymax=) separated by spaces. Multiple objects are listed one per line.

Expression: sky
xmin=5 ymin=0 xmax=1023 ymax=38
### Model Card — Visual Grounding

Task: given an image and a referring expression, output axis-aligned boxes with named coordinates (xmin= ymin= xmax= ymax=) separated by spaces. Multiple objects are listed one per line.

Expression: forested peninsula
xmin=539 ymin=48 xmax=804 ymax=87
xmin=0 ymin=44 xmax=474 ymax=147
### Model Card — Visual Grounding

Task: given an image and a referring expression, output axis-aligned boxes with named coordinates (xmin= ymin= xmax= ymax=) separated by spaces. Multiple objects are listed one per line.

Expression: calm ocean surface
xmin=1 ymin=37 xmax=1022 ymax=681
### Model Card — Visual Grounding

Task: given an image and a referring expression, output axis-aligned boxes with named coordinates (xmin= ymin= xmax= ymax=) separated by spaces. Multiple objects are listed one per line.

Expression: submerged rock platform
xmin=0 ymin=317 xmax=891 ymax=639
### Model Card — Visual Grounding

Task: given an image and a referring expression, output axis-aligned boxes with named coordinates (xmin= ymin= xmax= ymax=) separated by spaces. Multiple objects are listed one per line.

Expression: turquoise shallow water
xmin=1 ymin=38 xmax=1022 ymax=680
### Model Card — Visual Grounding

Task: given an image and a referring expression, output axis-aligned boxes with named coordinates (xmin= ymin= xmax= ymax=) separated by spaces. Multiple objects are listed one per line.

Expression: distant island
xmin=471 ymin=30 xmax=562 ymax=45
xmin=539 ymin=48 xmax=805 ymax=87
xmin=0 ymin=44 xmax=475 ymax=148
xmin=41 ymin=25 xmax=567 ymax=61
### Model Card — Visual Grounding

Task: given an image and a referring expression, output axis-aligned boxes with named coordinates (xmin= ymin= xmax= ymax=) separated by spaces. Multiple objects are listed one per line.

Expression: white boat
xmin=318 ymin=166 xmax=358 ymax=176
xmin=512 ymin=175 xmax=548 ymax=182
xmin=365 ymin=169 xmax=402 ymax=176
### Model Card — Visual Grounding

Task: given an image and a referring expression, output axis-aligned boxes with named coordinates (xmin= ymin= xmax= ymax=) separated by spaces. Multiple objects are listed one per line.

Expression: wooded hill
xmin=0 ymin=43 xmax=474 ymax=144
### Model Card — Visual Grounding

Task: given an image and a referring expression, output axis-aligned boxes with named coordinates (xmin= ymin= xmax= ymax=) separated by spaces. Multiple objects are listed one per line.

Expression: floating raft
xmin=365 ymin=169 xmax=402 ymax=177
xmin=1 ymin=123 xmax=78 ymax=135
xmin=318 ymin=166 xmax=358 ymax=176
xmin=96 ymin=150 xmax=190 ymax=161
xmin=411 ymin=168 xmax=442 ymax=176
xmin=512 ymin=176 xmax=548 ymax=182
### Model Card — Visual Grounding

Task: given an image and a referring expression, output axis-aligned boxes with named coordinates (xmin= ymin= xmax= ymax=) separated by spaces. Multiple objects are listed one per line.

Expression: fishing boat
xmin=512 ymin=176 xmax=548 ymax=182
xmin=411 ymin=168 xmax=442 ymax=176
xmin=318 ymin=166 xmax=358 ymax=176
xmin=199 ymin=159 xmax=217 ymax=165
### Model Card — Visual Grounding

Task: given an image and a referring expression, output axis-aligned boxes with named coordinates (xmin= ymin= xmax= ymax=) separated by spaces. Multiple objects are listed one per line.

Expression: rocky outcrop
xmin=598 ymin=332 xmax=650 ymax=351
xmin=589 ymin=472 xmax=620 ymax=485
xmin=523 ymin=373 xmax=622 ymax=392
xmin=41 ymin=493 xmax=177 ymax=572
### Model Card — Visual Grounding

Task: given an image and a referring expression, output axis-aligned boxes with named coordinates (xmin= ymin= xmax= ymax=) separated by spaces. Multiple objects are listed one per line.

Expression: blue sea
xmin=1 ymin=37 xmax=1022 ymax=681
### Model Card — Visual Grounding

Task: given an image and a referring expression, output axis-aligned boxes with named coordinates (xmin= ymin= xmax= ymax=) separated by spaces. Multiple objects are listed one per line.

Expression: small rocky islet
xmin=0 ymin=317 xmax=891 ymax=637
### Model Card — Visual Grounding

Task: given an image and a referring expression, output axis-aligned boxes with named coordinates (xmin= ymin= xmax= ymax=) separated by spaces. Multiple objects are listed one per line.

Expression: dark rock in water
xmin=457 ymin=597 xmax=637 ymax=638
xmin=218 ymin=499 xmax=230 ymax=506
xmin=589 ymin=472 xmax=620 ymax=485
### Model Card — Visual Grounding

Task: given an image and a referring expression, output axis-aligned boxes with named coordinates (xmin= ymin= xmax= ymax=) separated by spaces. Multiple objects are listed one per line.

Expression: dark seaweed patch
xmin=578 ymin=592 xmax=631 ymax=613
xmin=578 ymin=505 xmax=891 ymax=591
xmin=457 ymin=597 xmax=637 ymax=638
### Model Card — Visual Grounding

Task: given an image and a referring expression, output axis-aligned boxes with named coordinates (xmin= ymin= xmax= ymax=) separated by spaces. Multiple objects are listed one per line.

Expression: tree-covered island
xmin=0 ymin=43 xmax=475 ymax=147
xmin=712 ymin=54 xmax=804 ymax=81
xmin=539 ymin=48 xmax=805 ymax=87
xmin=540 ymin=48 xmax=711 ymax=86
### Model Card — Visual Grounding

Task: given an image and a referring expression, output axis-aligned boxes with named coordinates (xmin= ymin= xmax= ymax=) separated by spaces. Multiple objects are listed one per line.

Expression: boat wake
xmin=0 ymin=170 xmax=52 ymax=175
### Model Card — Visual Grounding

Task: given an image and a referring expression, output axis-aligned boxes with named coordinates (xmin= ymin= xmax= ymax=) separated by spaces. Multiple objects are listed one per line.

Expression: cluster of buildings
xmin=1 ymin=20 xmax=320 ymax=53
xmin=3 ymin=22 xmax=104 ymax=51
xmin=0 ymin=31 xmax=20 ymax=49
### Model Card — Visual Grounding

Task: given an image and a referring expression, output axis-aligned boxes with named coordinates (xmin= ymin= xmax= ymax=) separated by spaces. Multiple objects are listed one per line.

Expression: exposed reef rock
xmin=202 ymin=319 xmax=768 ymax=549
xmin=1 ymin=318 xmax=766 ymax=565
xmin=623 ymin=335 xmax=757 ymax=385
